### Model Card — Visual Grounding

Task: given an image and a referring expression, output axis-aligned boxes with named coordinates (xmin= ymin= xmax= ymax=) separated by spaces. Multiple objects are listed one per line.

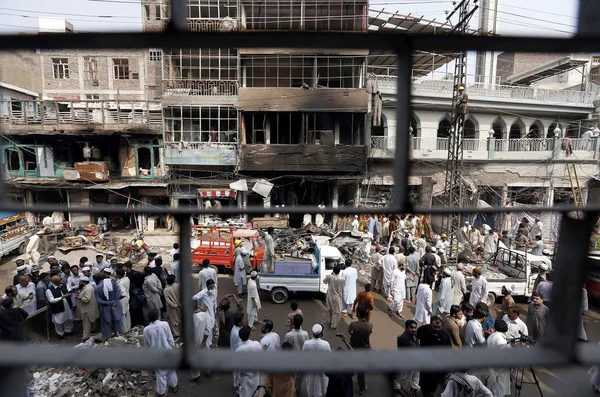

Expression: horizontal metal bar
xmin=0 ymin=343 xmax=568 ymax=372
xmin=0 ymin=202 xmax=595 ymax=216
xmin=576 ymin=344 xmax=600 ymax=366
xmin=0 ymin=32 xmax=597 ymax=53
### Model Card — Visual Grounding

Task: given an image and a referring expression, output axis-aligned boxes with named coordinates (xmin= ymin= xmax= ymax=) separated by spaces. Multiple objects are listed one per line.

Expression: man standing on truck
xmin=262 ymin=227 xmax=276 ymax=273
xmin=324 ymin=266 xmax=345 ymax=330
xmin=25 ymin=230 xmax=44 ymax=268
xmin=246 ymin=271 xmax=261 ymax=329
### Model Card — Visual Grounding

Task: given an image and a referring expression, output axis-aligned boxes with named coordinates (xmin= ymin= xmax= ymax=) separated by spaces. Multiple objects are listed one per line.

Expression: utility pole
xmin=440 ymin=0 xmax=478 ymax=263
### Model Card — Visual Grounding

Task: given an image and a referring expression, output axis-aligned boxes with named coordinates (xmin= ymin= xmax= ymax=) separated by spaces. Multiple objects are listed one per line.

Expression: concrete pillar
xmin=594 ymin=137 xmax=599 ymax=159
xmin=547 ymin=186 xmax=555 ymax=207
xmin=332 ymin=181 xmax=339 ymax=229
xmin=25 ymin=190 xmax=34 ymax=206
xmin=552 ymin=136 xmax=561 ymax=159
xmin=170 ymin=196 xmax=180 ymax=234
xmin=488 ymin=137 xmax=495 ymax=160
xmin=354 ymin=184 xmax=361 ymax=207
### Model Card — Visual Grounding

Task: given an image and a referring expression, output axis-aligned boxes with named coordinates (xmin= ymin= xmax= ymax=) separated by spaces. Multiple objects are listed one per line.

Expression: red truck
xmin=191 ymin=227 xmax=265 ymax=273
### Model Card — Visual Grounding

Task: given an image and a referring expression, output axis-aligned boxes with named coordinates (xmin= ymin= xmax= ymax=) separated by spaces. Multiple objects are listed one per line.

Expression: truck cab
xmin=259 ymin=244 xmax=345 ymax=303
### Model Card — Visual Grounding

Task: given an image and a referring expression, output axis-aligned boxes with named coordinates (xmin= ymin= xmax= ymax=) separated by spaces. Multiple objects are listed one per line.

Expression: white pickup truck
xmin=466 ymin=247 xmax=553 ymax=306
xmin=258 ymin=245 xmax=345 ymax=304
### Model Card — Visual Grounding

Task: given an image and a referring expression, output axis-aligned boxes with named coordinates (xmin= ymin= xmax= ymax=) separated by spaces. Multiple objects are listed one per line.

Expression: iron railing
xmin=1 ymin=0 xmax=600 ymax=395
xmin=162 ymin=79 xmax=238 ymax=96
xmin=0 ymin=100 xmax=162 ymax=130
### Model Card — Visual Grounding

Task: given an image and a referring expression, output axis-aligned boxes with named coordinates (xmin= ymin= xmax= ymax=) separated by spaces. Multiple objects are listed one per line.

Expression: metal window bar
xmin=3 ymin=1 xmax=600 ymax=395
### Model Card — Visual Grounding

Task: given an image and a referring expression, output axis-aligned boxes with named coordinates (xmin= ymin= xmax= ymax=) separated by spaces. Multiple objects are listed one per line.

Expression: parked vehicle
xmin=465 ymin=247 xmax=553 ymax=306
xmin=259 ymin=244 xmax=345 ymax=304
xmin=0 ymin=212 xmax=33 ymax=259
xmin=119 ymin=233 xmax=152 ymax=263
xmin=191 ymin=227 xmax=265 ymax=273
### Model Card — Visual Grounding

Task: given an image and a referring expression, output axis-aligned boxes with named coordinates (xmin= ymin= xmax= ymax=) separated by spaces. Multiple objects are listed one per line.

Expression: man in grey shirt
xmin=405 ymin=247 xmax=420 ymax=302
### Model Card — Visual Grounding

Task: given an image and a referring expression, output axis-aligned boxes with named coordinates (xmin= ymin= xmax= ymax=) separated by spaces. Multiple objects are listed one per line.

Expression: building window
xmin=163 ymin=48 xmax=238 ymax=82
xmin=155 ymin=5 xmax=162 ymax=20
xmin=149 ymin=49 xmax=162 ymax=62
xmin=52 ymin=58 xmax=69 ymax=79
xmin=144 ymin=5 xmax=151 ymax=20
xmin=113 ymin=58 xmax=130 ymax=80
xmin=85 ymin=94 xmax=100 ymax=100
xmin=83 ymin=57 xmax=98 ymax=86
xmin=163 ymin=105 xmax=238 ymax=143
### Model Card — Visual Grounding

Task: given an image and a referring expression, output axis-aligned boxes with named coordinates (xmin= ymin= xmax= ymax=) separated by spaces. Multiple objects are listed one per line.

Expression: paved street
xmin=170 ymin=275 xmax=600 ymax=397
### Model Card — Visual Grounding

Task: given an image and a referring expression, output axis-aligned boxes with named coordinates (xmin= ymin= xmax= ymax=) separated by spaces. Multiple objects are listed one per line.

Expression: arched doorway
xmin=463 ymin=117 xmax=479 ymax=150
xmin=528 ymin=120 xmax=543 ymax=138
xmin=437 ymin=116 xmax=452 ymax=150
xmin=410 ymin=113 xmax=420 ymax=149
xmin=509 ymin=119 xmax=525 ymax=151
xmin=491 ymin=117 xmax=506 ymax=140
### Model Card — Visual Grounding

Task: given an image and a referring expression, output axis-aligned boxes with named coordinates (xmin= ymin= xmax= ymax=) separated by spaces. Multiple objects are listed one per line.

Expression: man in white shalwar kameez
xmin=247 ymin=271 xmax=261 ymax=328
xmin=198 ymin=259 xmax=218 ymax=292
xmin=116 ymin=268 xmax=131 ymax=334
xmin=303 ymin=324 xmax=332 ymax=397
xmin=342 ymin=260 xmax=358 ymax=316
xmin=379 ymin=247 xmax=398 ymax=298
xmin=190 ymin=305 xmax=212 ymax=381
xmin=469 ymin=268 xmax=489 ymax=307
xmin=143 ymin=309 xmax=178 ymax=396
xmin=414 ymin=283 xmax=433 ymax=325
xmin=234 ymin=248 xmax=248 ymax=296
xmin=26 ymin=231 xmax=44 ymax=267
xmin=192 ymin=279 xmax=217 ymax=342
xmin=260 ymin=319 xmax=281 ymax=351
xmin=484 ymin=230 xmax=498 ymax=260
xmin=437 ymin=268 xmax=455 ymax=316
xmin=476 ymin=320 xmax=511 ymax=397
xmin=236 ymin=325 xmax=263 ymax=397
xmin=262 ymin=227 xmax=276 ymax=273
xmin=388 ymin=263 xmax=407 ymax=317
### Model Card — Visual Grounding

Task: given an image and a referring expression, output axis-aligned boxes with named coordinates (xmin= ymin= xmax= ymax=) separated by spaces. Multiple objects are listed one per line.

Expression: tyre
xmin=270 ymin=287 xmax=289 ymax=304
xmin=17 ymin=243 xmax=25 ymax=255
xmin=486 ymin=292 xmax=497 ymax=307
xmin=128 ymin=250 xmax=140 ymax=263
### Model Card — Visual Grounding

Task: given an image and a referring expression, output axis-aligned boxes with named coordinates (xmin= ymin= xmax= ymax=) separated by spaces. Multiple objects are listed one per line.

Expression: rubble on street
xmin=29 ymin=327 xmax=154 ymax=397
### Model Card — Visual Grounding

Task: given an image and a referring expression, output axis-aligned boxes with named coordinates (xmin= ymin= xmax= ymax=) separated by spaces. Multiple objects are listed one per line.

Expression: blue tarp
xmin=0 ymin=212 xmax=21 ymax=220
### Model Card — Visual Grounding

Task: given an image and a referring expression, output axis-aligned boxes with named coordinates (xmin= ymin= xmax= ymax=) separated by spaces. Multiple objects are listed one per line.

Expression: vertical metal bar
xmin=577 ymin=0 xmax=600 ymax=36
xmin=392 ymin=41 xmax=412 ymax=212
xmin=543 ymin=213 xmax=599 ymax=358
xmin=176 ymin=214 xmax=193 ymax=367
xmin=170 ymin=0 xmax=188 ymax=32
xmin=0 ymin=367 xmax=27 ymax=397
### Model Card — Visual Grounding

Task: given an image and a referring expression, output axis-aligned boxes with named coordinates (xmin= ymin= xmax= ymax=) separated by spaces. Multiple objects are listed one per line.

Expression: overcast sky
xmin=0 ymin=0 xmax=580 ymax=36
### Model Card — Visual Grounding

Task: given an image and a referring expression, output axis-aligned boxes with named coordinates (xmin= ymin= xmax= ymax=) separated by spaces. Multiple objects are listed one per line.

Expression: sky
xmin=0 ymin=0 xmax=580 ymax=36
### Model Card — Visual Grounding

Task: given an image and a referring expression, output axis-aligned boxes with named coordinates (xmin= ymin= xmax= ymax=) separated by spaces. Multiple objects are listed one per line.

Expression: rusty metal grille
xmin=2 ymin=0 xmax=600 ymax=396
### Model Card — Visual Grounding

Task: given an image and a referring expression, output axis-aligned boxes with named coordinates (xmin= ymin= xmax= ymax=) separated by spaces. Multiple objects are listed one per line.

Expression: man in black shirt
xmin=348 ymin=306 xmax=373 ymax=394
xmin=396 ymin=320 xmax=419 ymax=397
xmin=417 ymin=316 xmax=451 ymax=397
xmin=0 ymin=297 xmax=29 ymax=341
xmin=124 ymin=262 xmax=146 ymax=327
xmin=419 ymin=247 xmax=437 ymax=286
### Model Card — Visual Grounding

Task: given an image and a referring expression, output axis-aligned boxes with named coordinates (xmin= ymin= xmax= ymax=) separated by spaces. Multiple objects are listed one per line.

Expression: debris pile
xmin=29 ymin=327 xmax=154 ymax=397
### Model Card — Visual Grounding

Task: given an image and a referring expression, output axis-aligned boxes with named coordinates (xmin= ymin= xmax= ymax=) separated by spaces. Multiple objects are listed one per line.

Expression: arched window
xmin=410 ymin=113 xmax=420 ymax=137
xmin=547 ymin=122 xmax=562 ymax=138
xmin=491 ymin=117 xmax=506 ymax=140
xmin=509 ymin=119 xmax=524 ymax=139
xmin=528 ymin=120 xmax=544 ymax=138
xmin=464 ymin=116 xmax=478 ymax=139
xmin=437 ymin=116 xmax=452 ymax=150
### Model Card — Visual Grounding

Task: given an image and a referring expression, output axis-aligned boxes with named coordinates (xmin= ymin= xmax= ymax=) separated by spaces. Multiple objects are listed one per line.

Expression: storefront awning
xmin=197 ymin=189 xmax=237 ymax=198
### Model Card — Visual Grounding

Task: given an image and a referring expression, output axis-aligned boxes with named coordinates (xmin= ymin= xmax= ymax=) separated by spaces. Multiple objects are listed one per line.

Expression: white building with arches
xmin=365 ymin=75 xmax=600 ymax=214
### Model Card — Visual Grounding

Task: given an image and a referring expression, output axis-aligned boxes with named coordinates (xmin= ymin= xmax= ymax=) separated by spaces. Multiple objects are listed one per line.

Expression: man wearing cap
xmin=94 ymin=271 xmax=122 ymax=339
xmin=81 ymin=265 xmax=96 ymax=287
xmin=193 ymin=279 xmax=218 ymax=337
xmin=198 ymin=259 xmax=218 ymax=292
xmin=456 ymin=85 xmax=468 ymax=115
xmin=246 ymin=271 xmax=261 ymax=328
xmin=414 ymin=234 xmax=427 ymax=258
xmin=533 ymin=263 xmax=549 ymax=299
xmin=94 ymin=254 xmax=109 ymax=274
xmin=105 ymin=251 xmax=115 ymax=263
xmin=497 ymin=285 xmax=515 ymax=320
xmin=351 ymin=215 xmax=359 ymax=232
xmin=76 ymin=275 xmax=99 ymax=341
xmin=234 ymin=248 xmax=248 ymax=296
xmin=25 ymin=231 xmax=44 ymax=267
xmin=436 ymin=268 xmax=454 ymax=316
xmin=436 ymin=234 xmax=449 ymax=265
xmin=388 ymin=261 xmax=408 ymax=318
xmin=235 ymin=325 xmax=263 ymax=397
xmin=13 ymin=263 xmax=27 ymax=286
xmin=46 ymin=275 xmax=74 ymax=340
xmin=16 ymin=274 xmax=37 ymax=315
xmin=36 ymin=272 xmax=50 ymax=309
xmin=303 ymin=324 xmax=332 ymax=397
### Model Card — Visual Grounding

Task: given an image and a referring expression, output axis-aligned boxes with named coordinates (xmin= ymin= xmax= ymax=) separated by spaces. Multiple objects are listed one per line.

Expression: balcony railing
xmin=493 ymin=138 xmax=554 ymax=151
xmin=163 ymin=80 xmax=238 ymax=96
xmin=162 ymin=18 xmax=239 ymax=32
xmin=370 ymin=75 xmax=595 ymax=106
xmin=164 ymin=141 xmax=238 ymax=166
xmin=0 ymin=100 xmax=162 ymax=130
xmin=370 ymin=136 xmax=395 ymax=149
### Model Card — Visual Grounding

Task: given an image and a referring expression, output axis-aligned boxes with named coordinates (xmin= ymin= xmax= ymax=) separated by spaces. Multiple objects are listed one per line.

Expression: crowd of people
xmin=0 ymin=219 xmax=592 ymax=397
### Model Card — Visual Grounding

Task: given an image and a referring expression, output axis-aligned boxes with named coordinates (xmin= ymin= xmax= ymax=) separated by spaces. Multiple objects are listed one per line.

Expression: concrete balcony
xmin=160 ymin=18 xmax=239 ymax=32
xmin=0 ymin=100 xmax=162 ymax=135
xmin=372 ymin=75 xmax=595 ymax=108
xmin=369 ymin=136 xmax=599 ymax=161
xmin=164 ymin=142 xmax=237 ymax=166
xmin=238 ymin=144 xmax=367 ymax=173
